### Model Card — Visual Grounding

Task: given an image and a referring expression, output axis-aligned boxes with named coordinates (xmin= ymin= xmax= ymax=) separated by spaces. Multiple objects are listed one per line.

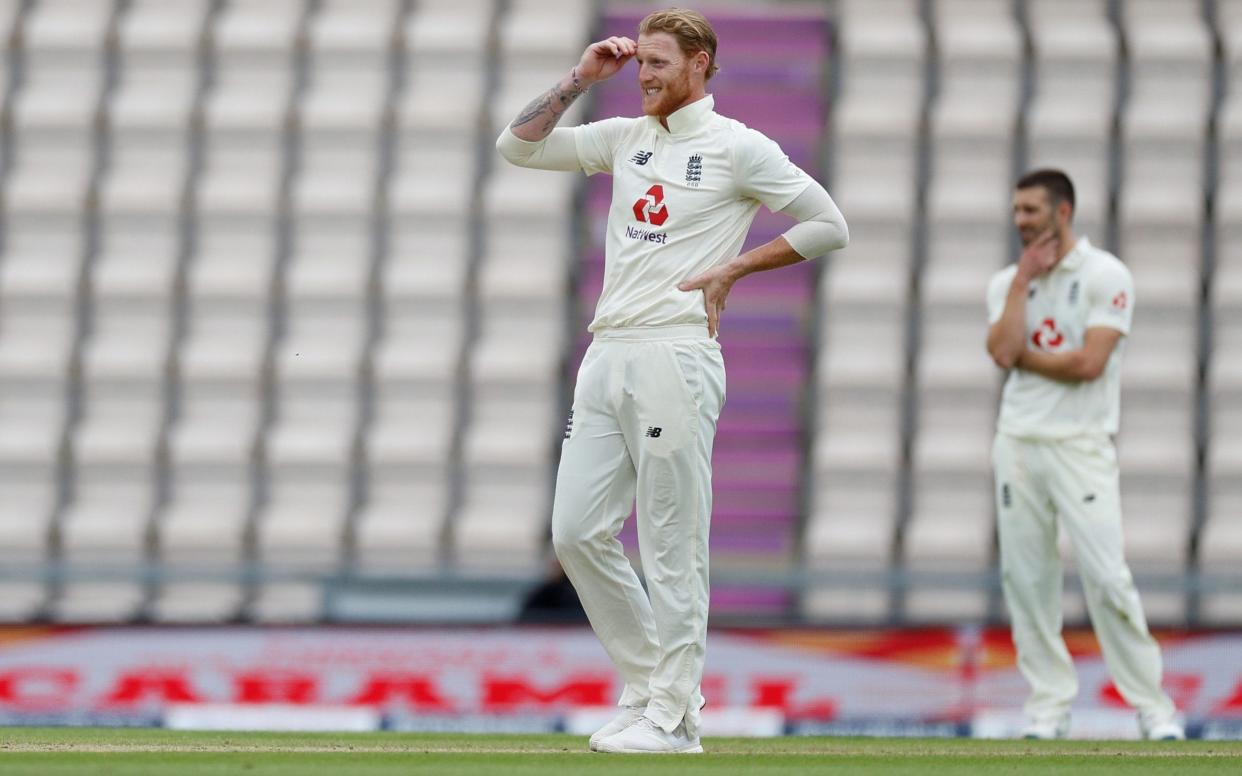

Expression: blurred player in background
xmin=985 ymin=169 xmax=1184 ymax=741
xmin=496 ymin=7 xmax=847 ymax=755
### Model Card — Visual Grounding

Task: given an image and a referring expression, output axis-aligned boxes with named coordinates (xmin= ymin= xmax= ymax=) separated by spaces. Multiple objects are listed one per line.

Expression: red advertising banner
xmin=0 ymin=626 xmax=1239 ymax=732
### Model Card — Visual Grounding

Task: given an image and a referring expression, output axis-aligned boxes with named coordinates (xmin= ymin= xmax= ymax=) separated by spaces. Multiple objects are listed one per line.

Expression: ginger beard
xmin=637 ymin=32 xmax=702 ymax=119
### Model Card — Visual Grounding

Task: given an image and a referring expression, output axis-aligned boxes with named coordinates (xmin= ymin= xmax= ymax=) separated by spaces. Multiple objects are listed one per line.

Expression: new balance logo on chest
xmin=629 ymin=150 xmax=653 ymax=166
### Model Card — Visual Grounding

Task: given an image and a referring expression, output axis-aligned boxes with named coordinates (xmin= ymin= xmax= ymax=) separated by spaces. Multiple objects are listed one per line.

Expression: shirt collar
xmin=1054 ymin=235 xmax=1091 ymax=273
xmin=650 ymin=94 xmax=714 ymax=136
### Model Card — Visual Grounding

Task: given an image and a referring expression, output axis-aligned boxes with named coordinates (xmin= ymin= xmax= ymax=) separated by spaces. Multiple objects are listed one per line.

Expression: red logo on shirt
xmin=1032 ymin=317 xmax=1064 ymax=349
xmin=632 ymin=185 xmax=669 ymax=226
xmin=1112 ymin=291 xmax=1128 ymax=310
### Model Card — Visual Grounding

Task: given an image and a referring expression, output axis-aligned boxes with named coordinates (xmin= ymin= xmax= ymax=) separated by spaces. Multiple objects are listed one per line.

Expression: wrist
xmin=570 ymin=66 xmax=595 ymax=90
xmin=722 ymin=257 xmax=749 ymax=283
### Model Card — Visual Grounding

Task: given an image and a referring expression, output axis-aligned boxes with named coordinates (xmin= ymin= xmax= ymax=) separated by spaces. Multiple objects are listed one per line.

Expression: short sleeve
xmin=572 ymin=117 xmax=634 ymax=176
xmin=986 ymin=268 xmax=1014 ymax=325
xmin=1085 ymin=259 xmax=1134 ymax=335
xmin=735 ymin=129 xmax=813 ymax=211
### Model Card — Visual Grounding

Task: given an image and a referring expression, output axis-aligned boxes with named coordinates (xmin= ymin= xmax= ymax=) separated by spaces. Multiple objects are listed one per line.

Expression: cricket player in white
xmin=496 ymin=8 xmax=847 ymax=754
xmin=986 ymin=169 xmax=1184 ymax=741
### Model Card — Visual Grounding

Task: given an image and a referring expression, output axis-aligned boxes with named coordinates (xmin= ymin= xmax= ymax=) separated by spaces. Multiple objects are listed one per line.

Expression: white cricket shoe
xmin=594 ymin=715 xmax=704 ymax=754
xmin=1020 ymin=714 xmax=1070 ymax=740
xmin=588 ymin=705 xmax=646 ymax=751
xmin=1139 ymin=712 xmax=1186 ymax=741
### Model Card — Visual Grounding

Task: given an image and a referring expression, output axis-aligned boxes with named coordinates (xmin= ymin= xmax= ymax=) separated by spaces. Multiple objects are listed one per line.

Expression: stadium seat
xmin=60 ymin=258 xmax=169 ymax=569
xmin=1025 ymin=0 xmax=1116 ymax=241
xmin=0 ymin=583 xmax=48 ymax=622
xmin=837 ymin=0 xmax=926 ymax=104
xmin=160 ymin=337 xmax=261 ymax=572
xmin=297 ymin=0 xmax=393 ymax=217
xmin=51 ymin=582 xmax=146 ymax=623
xmin=361 ymin=300 xmax=459 ymax=571
xmin=928 ymin=0 xmax=1021 ymax=239
xmin=806 ymin=452 xmax=898 ymax=553
xmin=451 ymin=132 xmax=574 ymax=572
xmin=452 ymin=463 xmax=552 ymax=575
xmin=1118 ymin=0 xmax=1211 ymax=326
xmin=499 ymin=0 xmax=593 ymax=70
xmin=159 ymin=449 xmax=254 ymax=571
xmin=112 ymin=0 xmax=206 ymax=135
xmin=0 ymin=271 xmax=74 ymax=458
xmin=1028 ymin=0 xmax=1117 ymax=103
xmin=903 ymin=470 xmax=996 ymax=623
xmin=934 ymin=0 xmax=1022 ymax=99
xmin=833 ymin=96 xmax=920 ymax=210
xmin=478 ymin=166 xmax=575 ymax=305
xmin=249 ymin=581 xmax=324 ymax=623
xmin=214 ymin=0 xmax=305 ymax=57
xmin=309 ymin=0 xmax=400 ymax=58
xmin=256 ymin=353 xmax=360 ymax=572
xmin=829 ymin=97 xmax=918 ymax=325
xmin=1223 ymin=0 xmax=1242 ymax=90
xmin=9 ymin=0 xmax=108 ymax=207
xmin=1199 ymin=487 xmax=1242 ymax=625
xmin=803 ymin=467 xmax=898 ymax=621
xmin=404 ymin=0 xmax=493 ymax=72
xmin=1119 ymin=304 xmax=1198 ymax=399
xmin=819 ymin=236 xmax=911 ymax=313
xmin=0 ymin=0 xmax=21 ymax=53
xmin=0 ymin=440 xmax=57 ymax=571
xmin=910 ymin=368 xmax=997 ymax=464
xmin=1122 ymin=0 xmax=1213 ymax=111
xmin=199 ymin=0 xmax=300 ymax=215
xmin=455 ymin=305 xmax=562 ymax=574
xmin=923 ymin=179 xmax=1011 ymax=307
xmin=59 ymin=438 xmax=158 ymax=568
xmin=151 ymin=582 xmax=245 ymax=623
xmin=907 ymin=381 xmax=998 ymax=590
xmin=818 ymin=303 xmax=906 ymax=395
xmin=917 ymin=306 xmax=998 ymax=392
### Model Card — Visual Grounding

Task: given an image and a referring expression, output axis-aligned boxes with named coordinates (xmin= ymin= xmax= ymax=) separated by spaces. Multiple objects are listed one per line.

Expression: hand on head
xmin=578 ymin=36 xmax=637 ymax=84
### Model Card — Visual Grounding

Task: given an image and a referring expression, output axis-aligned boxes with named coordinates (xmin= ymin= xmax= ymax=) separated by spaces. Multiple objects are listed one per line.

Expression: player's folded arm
xmin=1017 ymin=326 xmax=1123 ymax=382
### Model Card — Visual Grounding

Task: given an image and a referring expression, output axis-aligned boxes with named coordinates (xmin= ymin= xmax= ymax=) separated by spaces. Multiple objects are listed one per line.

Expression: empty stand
xmin=0 ymin=0 xmax=1234 ymax=628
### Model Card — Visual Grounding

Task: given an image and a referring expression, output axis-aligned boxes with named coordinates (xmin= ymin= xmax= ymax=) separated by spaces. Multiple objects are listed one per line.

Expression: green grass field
xmin=1 ymin=728 xmax=1240 ymax=775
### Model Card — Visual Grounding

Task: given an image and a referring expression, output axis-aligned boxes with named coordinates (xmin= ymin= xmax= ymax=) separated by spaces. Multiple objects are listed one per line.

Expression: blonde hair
xmin=639 ymin=8 xmax=719 ymax=80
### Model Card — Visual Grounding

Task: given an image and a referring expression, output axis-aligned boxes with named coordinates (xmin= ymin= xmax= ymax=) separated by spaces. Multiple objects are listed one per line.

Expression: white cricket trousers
xmin=551 ymin=325 xmax=725 ymax=738
xmin=992 ymin=432 xmax=1175 ymax=723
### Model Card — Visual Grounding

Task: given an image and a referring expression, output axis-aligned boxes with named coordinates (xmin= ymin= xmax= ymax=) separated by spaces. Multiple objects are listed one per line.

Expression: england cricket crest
xmin=685 ymin=153 xmax=703 ymax=187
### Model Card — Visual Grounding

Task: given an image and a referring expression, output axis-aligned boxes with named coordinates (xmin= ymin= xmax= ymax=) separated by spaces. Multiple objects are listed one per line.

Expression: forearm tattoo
xmin=513 ymin=67 xmax=588 ymax=133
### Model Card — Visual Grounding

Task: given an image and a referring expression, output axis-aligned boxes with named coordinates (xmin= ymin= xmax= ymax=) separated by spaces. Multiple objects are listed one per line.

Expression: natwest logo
xmin=1031 ymin=317 xmax=1064 ymax=349
xmin=632 ymin=184 xmax=669 ymax=226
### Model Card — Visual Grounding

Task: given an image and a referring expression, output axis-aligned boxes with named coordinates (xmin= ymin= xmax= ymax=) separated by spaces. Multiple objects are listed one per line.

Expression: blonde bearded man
xmin=496 ymin=7 xmax=847 ymax=754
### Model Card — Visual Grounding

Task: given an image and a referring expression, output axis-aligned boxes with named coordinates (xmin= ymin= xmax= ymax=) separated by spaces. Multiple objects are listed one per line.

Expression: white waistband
xmin=592 ymin=325 xmax=711 ymax=341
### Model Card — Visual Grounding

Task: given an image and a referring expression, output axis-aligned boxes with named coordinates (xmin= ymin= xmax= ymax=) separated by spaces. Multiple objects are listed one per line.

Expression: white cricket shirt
xmin=572 ymin=95 xmax=814 ymax=332
xmin=986 ymin=236 xmax=1135 ymax=439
